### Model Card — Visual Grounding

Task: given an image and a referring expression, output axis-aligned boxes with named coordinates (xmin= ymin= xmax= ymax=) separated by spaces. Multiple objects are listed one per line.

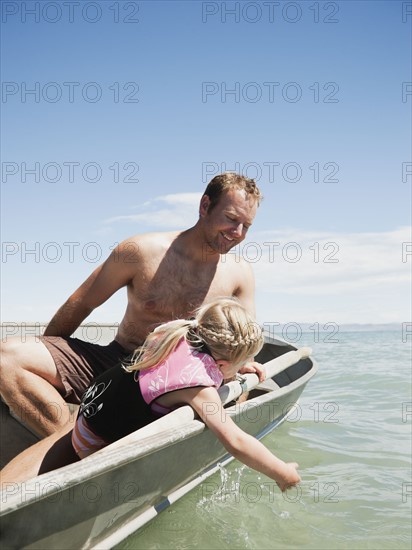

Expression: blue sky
xmin=1 ymin=0 xmax=411 ymax=327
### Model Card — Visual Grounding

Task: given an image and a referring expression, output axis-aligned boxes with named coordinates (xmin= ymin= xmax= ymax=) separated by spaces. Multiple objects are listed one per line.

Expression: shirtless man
xmin=0 ymin=173 xmax=262 ymax=480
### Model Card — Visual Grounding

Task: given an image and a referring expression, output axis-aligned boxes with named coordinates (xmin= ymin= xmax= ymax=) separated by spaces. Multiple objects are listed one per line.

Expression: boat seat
xmin=255 ymin=379 xmax=280 ymax=392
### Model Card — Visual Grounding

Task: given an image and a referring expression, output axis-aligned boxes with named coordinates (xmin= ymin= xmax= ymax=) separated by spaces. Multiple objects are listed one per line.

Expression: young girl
xmin=71 ymin=297 xmax=300 ymax=491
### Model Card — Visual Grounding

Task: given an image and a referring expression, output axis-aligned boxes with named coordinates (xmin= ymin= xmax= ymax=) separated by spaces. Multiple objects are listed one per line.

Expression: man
xmin=0 ymin=173 xmax=262 ymax=478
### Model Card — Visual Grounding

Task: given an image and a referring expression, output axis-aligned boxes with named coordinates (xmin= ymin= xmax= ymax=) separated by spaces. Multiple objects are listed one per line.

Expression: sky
xmin=1 ymin=0 xmax=411 ymax=330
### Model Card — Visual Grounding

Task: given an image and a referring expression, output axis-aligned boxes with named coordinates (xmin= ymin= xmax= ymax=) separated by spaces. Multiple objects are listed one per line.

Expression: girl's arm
xmin=177 ymin=386 xmax=301 ymax=492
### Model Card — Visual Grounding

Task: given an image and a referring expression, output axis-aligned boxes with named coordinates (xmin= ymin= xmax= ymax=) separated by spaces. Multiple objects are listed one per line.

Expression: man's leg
xmin=0 ymin=422 xmax=77 ymax=487
xmin=0 ymin=337 xmax=71 ymax=437
xmin=0 ymin=337 xmax=80 ymax=484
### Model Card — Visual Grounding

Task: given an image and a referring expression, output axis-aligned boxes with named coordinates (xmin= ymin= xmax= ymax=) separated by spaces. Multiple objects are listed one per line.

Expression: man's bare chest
xmin=130 ymin=259 xmax=235 ymax=318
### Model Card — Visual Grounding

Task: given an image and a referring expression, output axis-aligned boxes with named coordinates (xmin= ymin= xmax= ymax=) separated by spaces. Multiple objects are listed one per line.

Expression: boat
xmin=0 ymin=333 xmax=317 ymax=549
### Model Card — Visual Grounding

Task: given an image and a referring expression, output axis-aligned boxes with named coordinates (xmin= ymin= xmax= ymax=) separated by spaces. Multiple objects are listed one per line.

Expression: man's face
xmin=200 ymin=188 xmax=258 ymax=254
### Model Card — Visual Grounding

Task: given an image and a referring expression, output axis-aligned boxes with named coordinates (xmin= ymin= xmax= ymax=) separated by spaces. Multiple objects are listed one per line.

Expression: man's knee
xmin=0 ymin=337 xmax=57 ymax=378
xmin=0 ymin=337 xmax=33 ymax=370
xmin=0 ymin=339 xmax=20 ymax=384
xmin=0 ymin=337 xmax=64 ymax=408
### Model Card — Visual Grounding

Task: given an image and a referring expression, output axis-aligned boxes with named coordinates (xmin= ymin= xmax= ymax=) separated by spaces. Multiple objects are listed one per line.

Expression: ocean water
xmin=117 ymin=330 xmax=412 ymax=549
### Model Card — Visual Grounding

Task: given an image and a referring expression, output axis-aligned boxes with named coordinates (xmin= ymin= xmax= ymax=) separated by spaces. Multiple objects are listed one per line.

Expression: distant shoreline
xmin=0 ymin=322 xmax=406 ymax=332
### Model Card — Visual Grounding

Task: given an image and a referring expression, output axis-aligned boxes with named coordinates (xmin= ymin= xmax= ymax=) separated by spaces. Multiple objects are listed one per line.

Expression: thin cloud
xmin=248 ymin=226 xmax=411 ymax=296
xmin=103 ymin=193 xmax=202 ymax=229
xmin=248 ymin=226 xmax=411 ymax=323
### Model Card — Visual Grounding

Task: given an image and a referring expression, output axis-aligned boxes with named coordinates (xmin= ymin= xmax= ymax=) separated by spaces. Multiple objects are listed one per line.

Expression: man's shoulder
xmin=220 ymin=255 xmax=255 ymax=314
xmin=218 ymin=253 xmax=254 ymax=293
xmin=123 ymin=231 xmax=180 ymax=251
xmin=111 ymin=231 xmax=181 ymax=275
xmin=222 ymin=253 xmax=254 ymax=273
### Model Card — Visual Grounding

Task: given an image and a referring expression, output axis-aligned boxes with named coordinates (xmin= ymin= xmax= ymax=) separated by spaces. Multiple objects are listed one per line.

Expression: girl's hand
xmin=238 ymin=362 xmax=266 ymax=382
xmin=275 ymin=462 xmax=301 ymax=492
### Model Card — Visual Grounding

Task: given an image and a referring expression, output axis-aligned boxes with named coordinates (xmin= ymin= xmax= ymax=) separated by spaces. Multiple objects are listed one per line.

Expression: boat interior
xmin=247 ymin=340 xmax=314 ymax=400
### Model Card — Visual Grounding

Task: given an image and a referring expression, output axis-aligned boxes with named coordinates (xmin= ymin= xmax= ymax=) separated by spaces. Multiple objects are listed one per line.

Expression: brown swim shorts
xmin=40 ymin=336 xmax=131 ymax=404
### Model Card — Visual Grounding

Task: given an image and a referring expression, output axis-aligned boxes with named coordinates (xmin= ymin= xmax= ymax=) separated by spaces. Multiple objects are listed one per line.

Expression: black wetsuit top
xmin=78 ymin=365 xmax=156 ymax=443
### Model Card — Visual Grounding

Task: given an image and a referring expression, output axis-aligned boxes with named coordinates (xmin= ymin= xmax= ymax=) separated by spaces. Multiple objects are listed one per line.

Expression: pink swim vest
xmin=138 ymin=338 xmax=224 ymax=410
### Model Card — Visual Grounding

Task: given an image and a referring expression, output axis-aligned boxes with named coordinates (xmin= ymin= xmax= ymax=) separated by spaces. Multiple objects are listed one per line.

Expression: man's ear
xmin=199 ymin=195 xmax=210 ymax=217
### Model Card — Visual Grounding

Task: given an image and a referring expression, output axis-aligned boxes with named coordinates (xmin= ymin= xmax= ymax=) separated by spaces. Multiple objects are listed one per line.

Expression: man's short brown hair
xmin=203 ymin=173 xmax=263 ymax=211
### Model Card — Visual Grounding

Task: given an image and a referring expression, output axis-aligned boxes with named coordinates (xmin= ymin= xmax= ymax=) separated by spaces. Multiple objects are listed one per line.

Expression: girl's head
xmin=127 ymin=297 xmax=264 ymax=376
xmin=194 ymin=297 xmax=264 ymax=377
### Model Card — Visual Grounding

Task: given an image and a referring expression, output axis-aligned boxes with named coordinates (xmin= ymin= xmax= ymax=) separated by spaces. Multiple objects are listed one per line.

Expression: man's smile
xmin=221 ymin=232 xmax=235 ymax=242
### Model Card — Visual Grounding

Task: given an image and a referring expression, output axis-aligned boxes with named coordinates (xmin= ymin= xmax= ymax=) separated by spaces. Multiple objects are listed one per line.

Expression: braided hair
xmin=126 ymin=297 xmax=263 ymax=373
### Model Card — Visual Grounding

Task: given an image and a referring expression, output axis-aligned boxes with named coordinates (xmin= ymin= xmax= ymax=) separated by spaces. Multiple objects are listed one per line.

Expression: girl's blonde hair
xmin=126 ymin=297 xmax=264 ymax=373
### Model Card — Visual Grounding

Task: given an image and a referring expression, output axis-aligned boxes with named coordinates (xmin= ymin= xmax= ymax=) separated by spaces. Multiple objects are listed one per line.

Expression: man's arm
xmin=233 ymin=259 xmax=262 ymax=389
xmin=234 ymin=259 xmax=256 ymax=317
xmin=44 ymin=239 xmax=140 ymax=337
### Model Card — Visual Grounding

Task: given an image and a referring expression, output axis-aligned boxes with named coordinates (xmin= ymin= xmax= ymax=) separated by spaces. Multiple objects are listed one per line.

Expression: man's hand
xmin=238 ymin=362 xmax=266 ymax=383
